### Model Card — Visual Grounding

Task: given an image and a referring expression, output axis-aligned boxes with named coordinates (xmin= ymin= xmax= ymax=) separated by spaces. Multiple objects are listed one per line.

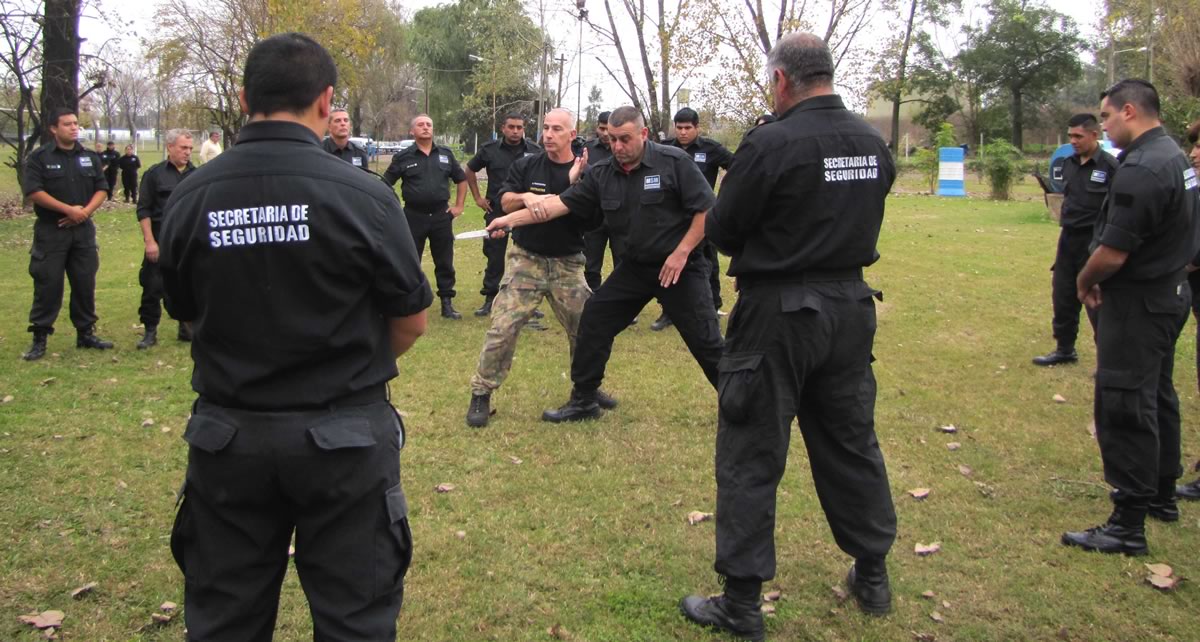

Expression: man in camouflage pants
xmin=466 ymin=109 xmax=617 ymax=427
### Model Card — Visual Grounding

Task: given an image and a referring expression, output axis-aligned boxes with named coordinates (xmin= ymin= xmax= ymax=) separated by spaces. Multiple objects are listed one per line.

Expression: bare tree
xmin=0 ymin=0 xmax=42 ymax=188
xmin=114 ymin=68 xmax=152 ymax=142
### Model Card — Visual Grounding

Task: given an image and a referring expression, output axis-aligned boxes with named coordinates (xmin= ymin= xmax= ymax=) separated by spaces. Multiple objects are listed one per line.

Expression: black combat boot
xmin=1062 ymin=501 xmax=1149 ymax=556
xmin=137 ymin=326 xmax=158 ymax=350
xmin=1177 ymin=478 xmax=1200 ymax=501
xmin=76 ymin=326 xmax=114 ymax=350
xmin=23 ymin=329 xmax=49 ymax=361
xmin=474 ymin=295 xmax=495 ymax=317
xmin=679 ymin=577 xmax=765 ymax=642
xmin=177 ymin=322 xmax=192 ymax=342
xmin=1032 ymin=347 xmax=1078 ymax=366
xmin=1149 ymin=477 xmax=1180 ymax=522
xmin=466 ymin=393 xmax=492 ymax=428
xmin=846 ymin=556 xmax=892 ymax=615
xmin=542 ymin=389 xmax=602 ymax=423
xmin=651 ymin=311 xmax=673 ymax=332
xmin=596 ymin=389 xmax=619 ymax=410
xmin=441 ymin=297 xmax=462 ymax=320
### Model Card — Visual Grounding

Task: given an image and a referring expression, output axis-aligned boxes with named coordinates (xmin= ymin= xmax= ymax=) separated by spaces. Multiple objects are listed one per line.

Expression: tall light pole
xmin=1106 ymin=46 xmax=1148 ymax=86
xmin=576 ymin=0 xmax=587 ymax=131
xmin=469 ymin=54 xmax=496 ymax=140
xmin=404 ymin=85 xmax=428 ymax=114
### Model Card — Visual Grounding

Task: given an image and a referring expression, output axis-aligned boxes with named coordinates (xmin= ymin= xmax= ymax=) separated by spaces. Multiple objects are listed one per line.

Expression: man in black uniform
xmin=135 ymin=128 xmax=195 ymax=349
xmin=465 ymin=113 xmax=541 ymax=317
xmin=21 ymin=108 xmax=114 ymax=361
xmin=1032 ymin=113 xmax=1117 ymax=366
xmin=679 ymin=34 xmax=898 ymax=640
xmin=383 ymin=114 xmax=468 ymax=319
xmin=118 ymin=144 xmax=141 ymax=202
xmin=1177 ymin=119 xmax=1200 ymax=502
xmin=100 ymin=141 xmax=121 ymax=200
xmin=159 ymin=33 xmax=432 ymax=640
xmin=323 ymin=106 xmax=370 ymax=170
xmin=486 ymin=105 xmax=722 ymax=422
xmin=582 ymin=111 xmax=622 ymax=291
xmin=1062 ymin=79 xmax=1199 ymax=555
xmin=653 ymin=107 xmax=735 ymax=331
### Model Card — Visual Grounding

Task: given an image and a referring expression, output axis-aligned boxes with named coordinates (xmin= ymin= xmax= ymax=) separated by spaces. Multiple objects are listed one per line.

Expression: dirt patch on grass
xmin=0 ymin=195 xmax=27 ymax=220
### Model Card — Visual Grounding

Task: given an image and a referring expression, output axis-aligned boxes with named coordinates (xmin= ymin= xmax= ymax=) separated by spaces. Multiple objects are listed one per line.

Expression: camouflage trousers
xmin=470 ymin=245 xmax=591 ymax=395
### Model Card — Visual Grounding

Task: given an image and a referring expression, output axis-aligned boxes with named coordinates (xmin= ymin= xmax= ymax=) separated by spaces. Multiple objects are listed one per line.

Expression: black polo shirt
xmin=118 ymin=153 xmax=141 ymax=176
xmin=158 ymin=120 xmax=433 ymax=411
xmin=1091 ymin=126 xmax=1200 ymax=285
xmin=137 ymin=160 xmax=196 ymax=222
xmin=665 ymin=136 xmax=734 ymax=189
xmin=559 ymin=141 xmax=715 ymax=264
xmin=322 ymin=137 xmax=371 ymax=170
xmin=22 ymin=141 xmax=109 ymax=222
xmin=467 ymin=138 xmax=541 ymax=202
xmin=500 ymin=152 xmax=598 ymax=257
xmin=707 ymin=94 xmax=895 ymax=277
xmin=381 ymin=143 xmax=466 ymax=211
xmin=585 ymin=138 xmax=612 ymax=166
xmin=1060 ymin=149 xmax=1118 ymax=229
xmin=100 ymin=148 xmax=121 ymax=173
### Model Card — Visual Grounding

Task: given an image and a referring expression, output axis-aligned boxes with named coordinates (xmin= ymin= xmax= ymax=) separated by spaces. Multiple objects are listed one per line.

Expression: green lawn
xmin=0 ymin=173 xmax=1197 ymax=641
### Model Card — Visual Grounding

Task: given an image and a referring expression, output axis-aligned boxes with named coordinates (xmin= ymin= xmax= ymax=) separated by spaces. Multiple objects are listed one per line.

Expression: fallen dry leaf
xmin=938 ymin=425 xmax=958 ymax=434
xmin=41 ymin=629 xmax=58 ymax=640
xmin=70 ymin=582 xmax=98 ymax=599
xmin=288 ymin=544 xmax=296 ymax=557
xmin=40 ymin=377 xmax=57 ymax=386
xmin=160 ymin=601 xmax=177 ymax=612
xmin=946 ymin=442 xmax=962 ymax=451
xmin=830 ymin=585 xmax=849 ymax=602
xmin=687 ymin=511 xmax=713 ymax=525
xmin=547 ymin=623 xmax=571 ymax=639
xmin=141 ymin=418 xmax=155 ymax=428
xmin=912 ymin=633 xmax=936 ymax=642
xmin=1052 ymin=394 xmax=1067 ymax=404
xmin=942 ymin=600 xmax=951 ymax=609
xmin=908 ymin=488 xmax=932 ymax=500
xmin=435 ymin=483 xmax=456 ymax=493
xmin=1147 ymin=574 xmax=1179 ymax=591
xmin=1057 ymin=626 xmax=1070 ymax=640
xmin=151 ymin=613 xmax=172 ymax=624
xmin=762 ymin=590 xmax=782 ymax=602
xmin=974 ymin=481 xmax=996 ymax=498
xmin=1087 ymin=421 xmax=1097 ymax=438
xmin=160 ymin=426 xmax=171 ymax=433
xmin=958 ymin=464 xmax=973 ymax=477
xmin=18 ymin=610 xmax=65 ymax=629
xmin=454 ymin=530 xmax=466 ymax=539
xmin=760 ymin=603 xmax=777 ymax=615
xmin=930 ymin=611 xmax=945 ymax=623
xmin=1145 ymin=563 xmax=1173 ymax=578
xmin=670 ymin=498 xmax=683 ymax=507
xmin=915 ymin=542 xmax=942 ymax=556
xmin=1 ymin=395 xmax=13 ymax=404
xmin=508 ymin=456 xmax=523 ymax=465
xmin=920 ymin=590 xmax=935 ymax=599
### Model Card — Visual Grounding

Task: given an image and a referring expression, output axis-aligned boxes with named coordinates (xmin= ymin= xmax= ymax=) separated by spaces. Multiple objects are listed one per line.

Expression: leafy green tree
xmin=978 ymin=139 xmax=1024 ymax=200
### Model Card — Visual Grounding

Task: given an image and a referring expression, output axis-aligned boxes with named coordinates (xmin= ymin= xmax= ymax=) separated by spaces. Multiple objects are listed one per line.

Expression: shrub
xmin=977 ymin=139 xmax=1024 ymax=200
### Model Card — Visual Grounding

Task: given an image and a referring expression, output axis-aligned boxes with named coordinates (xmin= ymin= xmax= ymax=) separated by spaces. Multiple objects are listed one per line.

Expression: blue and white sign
xmin=937 ymin=147 xmax=966 ymax=197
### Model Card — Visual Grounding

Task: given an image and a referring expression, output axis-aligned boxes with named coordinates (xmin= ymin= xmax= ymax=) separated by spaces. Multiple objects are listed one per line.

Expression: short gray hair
xmin=767 ymin=32 xmax=834 ymax=95
xmin=165 ymin=129 xmax=194 ymax=146
xmin=608 ymin=106 xmax=643 ymax=129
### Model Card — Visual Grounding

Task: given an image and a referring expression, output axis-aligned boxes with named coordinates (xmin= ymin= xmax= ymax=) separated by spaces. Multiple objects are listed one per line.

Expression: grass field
xmin=0 ymin=170 xmax=1198 ymax=641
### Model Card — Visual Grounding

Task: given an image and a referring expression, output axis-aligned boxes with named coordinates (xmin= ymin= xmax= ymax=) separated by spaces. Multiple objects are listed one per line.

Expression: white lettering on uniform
xmin=1185 ymin=168 xmax=1198 ymax=191
xmin=206 ymin=203 xmax=314 ymax=249
xmin=822 ymin=155 xmax=881 ymax=183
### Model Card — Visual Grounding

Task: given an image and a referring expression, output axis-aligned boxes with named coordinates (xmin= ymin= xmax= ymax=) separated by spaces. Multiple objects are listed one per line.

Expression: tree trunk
xmin=40 ymin=0 xmax=81 ymax=146
xmin=1010 ymin=87 xmax=1023 ymax=150
xmin=891 ymin=0 xmax=919 ymax=154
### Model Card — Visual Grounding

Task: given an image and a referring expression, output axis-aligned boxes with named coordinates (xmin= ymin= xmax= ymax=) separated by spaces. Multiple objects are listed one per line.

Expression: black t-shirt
xmin=665 ymin=136 xmax=734 ymax=189
xmin=707 ymin=95 xmax=895 ymax=278
xmin=100 ymin=149 xmax=121 ymax=173
xmin=118 ymin=153 xmax=142 ymax=175
xmin=1060 ymin=150 xmax=1118 ymax=229
xmin=499 ymin=153 xmax=597 ymax=257
xmin=322 ymin=137 xmax=371 ymax=170
xmin=1091 ymin=126 xmax=1200 ymax=284
xmin=381 ymin=143 xmax=466 ymax=210
xmin=158 ymin=120 xmax=433 ymax=411
xmin=467 ymin=138 xmax=541 ymax=202
xmin=560 ymin=141 xmax=715 ymax=264
xmin=22 ymin=142 xmax=109 ymax=222
xmin=137 ymin=160 xmax=196 ymax=222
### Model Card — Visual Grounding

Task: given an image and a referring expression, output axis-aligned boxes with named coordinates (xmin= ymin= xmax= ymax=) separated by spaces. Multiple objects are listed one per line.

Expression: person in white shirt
xmin=198 ymin=131 xmax=223 ymax=164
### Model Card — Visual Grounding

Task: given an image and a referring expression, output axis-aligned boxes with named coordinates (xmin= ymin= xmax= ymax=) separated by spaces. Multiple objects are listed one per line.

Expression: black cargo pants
xmin=1050 ymin=226 xmax=1098 ymax=351
xmin=582 ymin=225 xmax=626 ymax=291
xmin=139 ymin=219 xmax=165 ymax=327
xmin=404 ymin=205 xmax=456 ymax=299
xmin=171 ymin=398 xmax=412 ymax=641
xmin=714 ymin=277 xmax=896 ymax=582
xmin=1094 ymin=281 xmax=1189 ymax=501
xmin=571 ymin=256 xmax=722 ymax=394
xmin=27 ymin=218 xmax=100 ymax=334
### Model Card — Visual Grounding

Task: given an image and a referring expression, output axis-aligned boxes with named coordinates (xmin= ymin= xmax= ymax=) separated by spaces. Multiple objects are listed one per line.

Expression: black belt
xmin=404 ymin=203 xmax=448 ymax=215
xmin=738 ymin=268 xmax=863 ymax=288
xmin=198 ymin=382 xmax=389 ymax=413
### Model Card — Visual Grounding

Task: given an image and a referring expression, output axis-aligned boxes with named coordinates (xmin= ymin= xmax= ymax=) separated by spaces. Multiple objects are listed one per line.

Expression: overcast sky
xmin=78 ymin=0 xmax=1110 ymax=117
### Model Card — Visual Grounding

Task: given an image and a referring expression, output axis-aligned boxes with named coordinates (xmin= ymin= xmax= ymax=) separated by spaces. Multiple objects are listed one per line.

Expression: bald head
xmin=545 ymin=108 xmax=574 ymax=127
xmin=541 ymin=108 xmax=578 ymax=160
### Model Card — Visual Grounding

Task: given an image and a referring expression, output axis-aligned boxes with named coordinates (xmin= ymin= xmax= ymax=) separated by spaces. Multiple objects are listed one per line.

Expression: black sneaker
xmin=679 ymin=594 xmax=765 ymax=642
xmin=1032 ymin=348 xmax=1078 ymax=366
xmin=542 ymin=392 xmax=602 ymax=423
xmin=1061 ymin=521 xmax=1148 ymax=556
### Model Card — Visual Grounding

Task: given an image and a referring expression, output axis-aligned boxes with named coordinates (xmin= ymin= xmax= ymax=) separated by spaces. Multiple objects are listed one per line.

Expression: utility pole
xmin=537 ymin=38 xmax=549 ymax=138
xmin=576 ymin=0 xmax=587 ymax=130
xmin=555 ymin=55 xmax=566 ymax=107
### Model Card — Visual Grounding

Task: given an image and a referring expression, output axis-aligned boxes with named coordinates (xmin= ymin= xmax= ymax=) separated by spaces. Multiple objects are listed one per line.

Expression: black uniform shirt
xmin=585 ymin=138 xmax=612 ymax=166
xmin=467 ymin=138 xmax=541 ymax=202
xmin=22 ymin=141 xmax=108 ymax=222
xmin=560 ymin=141 xmax=715 ymax=264
xmin=500 ymin=152 xmax=598 ymax=257
xmin=137 ymin=160 xmax=196 ymax=222
xmin=381 ymin=143 xmax=466 ymax=210
xmin=665 ymin=136 xmax=734 ymax=189
xmin=118 ymin=153 xmax=142 ymax=176
xmin=1091 ymin=126 xmax=1200 ymax=284
xmin=707 ymin=95 xmax=895 ymax=277
xmin=158 ymin=120 xmax=433 ymax=411
xmin=322 ymin=137 xmax=371 ymax=170
xmin=1060 ymin=149 xmax=1118 ymax=229
xmin=100 ymin=148 xmax=121 ymax=173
